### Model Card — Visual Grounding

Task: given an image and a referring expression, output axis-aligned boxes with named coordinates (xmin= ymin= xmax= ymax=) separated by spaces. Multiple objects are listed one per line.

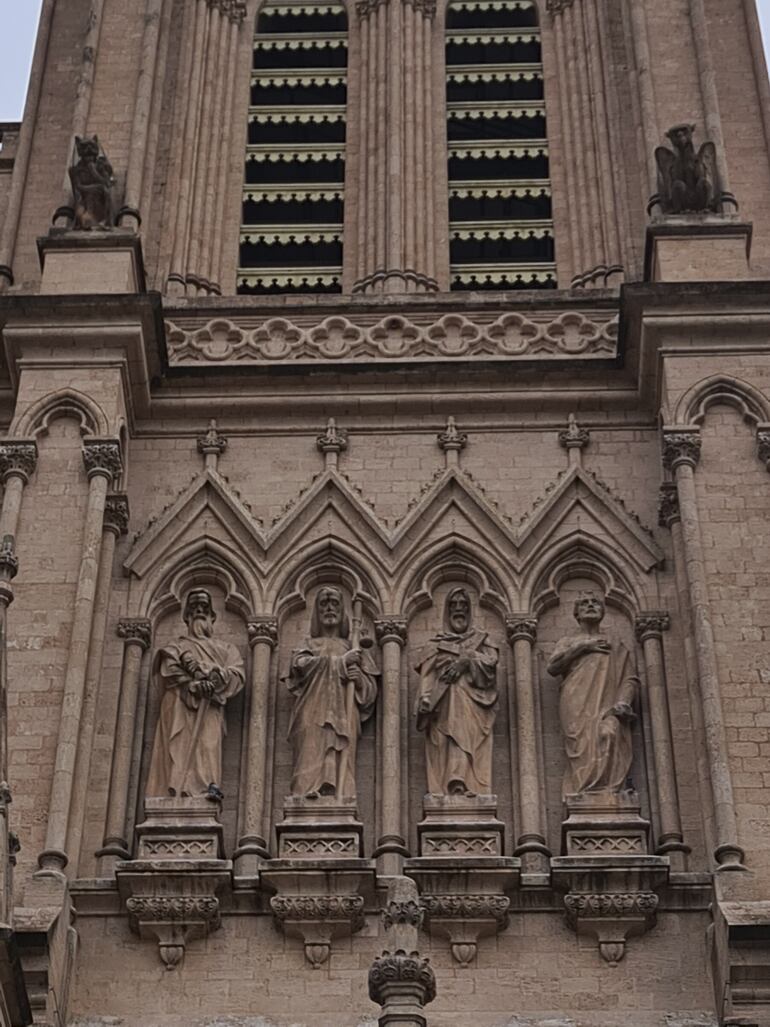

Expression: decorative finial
xmin=197 ymin=419 xmax=227 ymax=471
xmin=558 ymin=413 xmax=589 ymax=467
xmin=317 ymin=418 xmax=348 ymax=470
xmin=437 ymin=416 xmax=468 ymax=468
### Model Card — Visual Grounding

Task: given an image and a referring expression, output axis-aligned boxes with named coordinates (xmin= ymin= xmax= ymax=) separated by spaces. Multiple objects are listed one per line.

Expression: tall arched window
xmin=238 ymin=1 xmax=347 ymax=295
xmin=446 ymin=0 xmax=555 ymax=291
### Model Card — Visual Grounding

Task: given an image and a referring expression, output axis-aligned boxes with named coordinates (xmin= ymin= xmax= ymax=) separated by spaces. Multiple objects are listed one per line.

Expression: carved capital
xmin=375 ymin=618 xmax=408 ymax=647
xmin=317 ymin=418 xmax=348 ymax=455
xmin=247 ymin=618 xmax=278 ymax=649
xmin=547 ymin=0 xmax=576 ymax=13
xmin=104 ymin=492 xmax=130 ymax=536
xmin=0 ymin=535 xmax=18 ymax=584
xmin=558 ymin=414 xmax=590 ymax=451
xmin=505 ymin=615 xmax=537 ymax=645
xmin=356 ymin=0 xmax=387 ymax=17
xmin=405 ymin=0 xmax=437 ymax=14
xmin=197 ymin=420 xmax=227 ymax=457
xmin=82 ymin=438 xmax=122 ymax=482
xmin=117 ymin=618 xmax=152 ymax=651
xmin=757 ymin=427 xmax=770 ymax=471
xmin=368 ymin=950 xmax=437 ymax=1007
xmin=658 ymin=482 xmax=680 ymax=528
xmin=437 ymin=416 xmax=467 ymax=453
xmin=383 ymin=899 xmax=424 ymax=930
xmin=661 ymin=429 xmax=701 ymax=471
xmin=0 ymin=440 xmax=38 ymax=484
xmin=634 ymin=612 xmax=671 ymax=642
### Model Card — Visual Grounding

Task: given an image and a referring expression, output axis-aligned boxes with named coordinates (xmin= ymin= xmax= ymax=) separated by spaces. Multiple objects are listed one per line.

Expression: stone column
xmin=0 ymin=441 xmax=38 ymax=539
xmin=368 ymin=876 xmax=436 ymax=1027
xmin=39 ymin=438 xmax=122 ymax=875
xmin=352 ymin=0 xmax=439 ymax=294
xmin=662 ymin=429 xmax=743 ymax=868
xmin=506 ymin=616 xmax=550 ymax=873
xmin=374 ymin=619 xmax=409 ymax=874
xmin=634 ymin=612 xmax=689 ymax=870
xmin=234 ymin=618 xmax=278 ymax=872
xmin=97 ymin=618 xmax=153 ymax=872
xmin=0 ymin=538 xmax=17 ymax=923
xmin=66 ymin=493 xmax=130 ymax=872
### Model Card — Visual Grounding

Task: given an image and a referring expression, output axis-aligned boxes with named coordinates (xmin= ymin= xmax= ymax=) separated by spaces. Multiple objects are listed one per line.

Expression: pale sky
xmin=0 ymin=0 xmax=769 ymax=120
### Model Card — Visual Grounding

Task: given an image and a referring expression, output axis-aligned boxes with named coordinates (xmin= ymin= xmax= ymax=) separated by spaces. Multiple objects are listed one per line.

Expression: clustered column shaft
xmin=547 ymin=0 xmax=623 ymax=287
xmin=166 ymin=0 xmax=247 ymax=297
xmin=662 ymin=429 xmax=743 ymax=869
xmin=39 ymin=439 xmax=123 ymax=875
xmin=374 ymin=620 xmax=409 ymax=873
xmin=352 ymin=0 xmax=439 ymax=294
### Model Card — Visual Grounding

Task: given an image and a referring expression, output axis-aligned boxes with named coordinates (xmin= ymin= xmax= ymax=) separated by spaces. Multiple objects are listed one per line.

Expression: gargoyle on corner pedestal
xmin=654 ymin=124 xmax=719 ymax=214
xmin=68 ymin=134 xmax=116 ymax=230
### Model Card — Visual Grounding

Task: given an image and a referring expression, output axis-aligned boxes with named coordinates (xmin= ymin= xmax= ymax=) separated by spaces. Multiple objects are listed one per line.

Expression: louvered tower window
xmin=238 ymin=2 xmax=346 ymax=295
xmin=446 ymin=0 xmax=556 ymax=291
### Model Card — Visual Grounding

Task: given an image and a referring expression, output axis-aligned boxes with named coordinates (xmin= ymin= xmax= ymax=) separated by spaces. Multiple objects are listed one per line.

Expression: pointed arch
xmin=673 ymin=373 xmax=770 ymax=427
xmin=12 ymin=387 xmax=110 ymax=438
xmin=522 ymin=532 xmax=655 ymax=621
xmin=394 ymin=534 xmax=515 ymax=619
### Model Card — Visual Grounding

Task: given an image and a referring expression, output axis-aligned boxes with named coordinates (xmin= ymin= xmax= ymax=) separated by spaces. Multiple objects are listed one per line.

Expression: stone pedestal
xmin=116 ymin=798 xmax=230 ymax=969
xmin=276 ymin=796 xmax=364 ymax=859
xmin=551 ymin=791 xmax=669 ymax=964
xmin=37 ymin=229 xmax=146 ymax=294
xmin=644 ymin=215 xmax=752 ymax=282
xmin=711 ymin=894 xmax=770 ymax=1026
xmin=417 ymin=794 xmax=504 ymax=859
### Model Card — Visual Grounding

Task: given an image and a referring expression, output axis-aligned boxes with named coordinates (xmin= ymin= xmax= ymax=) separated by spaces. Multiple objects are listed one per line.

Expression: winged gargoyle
xmin=654 ymin=124 xmax=719 ymax=214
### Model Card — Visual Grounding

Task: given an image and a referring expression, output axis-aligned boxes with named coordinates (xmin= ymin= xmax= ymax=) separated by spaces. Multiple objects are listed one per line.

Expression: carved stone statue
xmin=146 ymin=589 xmax=245 ymax=800
xmin=286 ymin=587 xmax=378 ymax=800
xmin=654 ymin=123 xmax=718 ymax=214
xmin=416 ymin=587 xmax=499 ymax=796
xmin=69 ymin=134 xmax=115 ymax=230
xmin=547 ymin=591 xmax=638 ymax=799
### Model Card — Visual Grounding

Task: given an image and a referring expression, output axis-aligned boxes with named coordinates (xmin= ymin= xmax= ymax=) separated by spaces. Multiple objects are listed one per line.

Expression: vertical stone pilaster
xmin=234 ymin=618 xmax=279 ymax=871
xmin=374 ymin=619 xmax=409 ymax=873
xmin=0 ymin=536 xmax=17 ymax=923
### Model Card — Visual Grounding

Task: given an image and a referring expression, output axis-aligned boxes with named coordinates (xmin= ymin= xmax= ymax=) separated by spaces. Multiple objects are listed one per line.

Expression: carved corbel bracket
xmin=405 ymin=859 xmax=519 ymax=966
xmin=262 ymin=862 xmax=376 ymax=968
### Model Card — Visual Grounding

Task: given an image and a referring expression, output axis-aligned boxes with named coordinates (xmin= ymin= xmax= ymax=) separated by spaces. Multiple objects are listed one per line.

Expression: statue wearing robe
xmin=146 ymin=590 xmax=245 ymax=800
xmin=286 ymin=587 xmax=378 ymax=800
xmin=547 ymin=591 xmax=638 ymax=799
xmin=416 ymin=587 xmax=499 ymax=796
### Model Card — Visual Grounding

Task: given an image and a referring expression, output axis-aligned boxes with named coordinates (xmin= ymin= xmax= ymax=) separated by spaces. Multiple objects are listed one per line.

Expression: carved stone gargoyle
xmin=68 ymin=135 xmax=115 ymax=230
xmin=653 ymin=124 xmax=719 ymax=214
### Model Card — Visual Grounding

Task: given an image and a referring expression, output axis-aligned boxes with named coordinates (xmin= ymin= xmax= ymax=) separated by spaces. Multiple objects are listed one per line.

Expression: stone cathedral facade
xmin=0 ymin=0 xmax=769 ymax=1024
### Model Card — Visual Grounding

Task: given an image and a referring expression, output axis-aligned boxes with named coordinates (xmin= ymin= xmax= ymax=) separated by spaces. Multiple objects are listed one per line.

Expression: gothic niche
xmin=406 ymin=583 xmax=518 ymax=966
xmin=544 ymin=586 xmax=669 ymax=964
xmin=116 ymin=588 xmax=247 ymax=969
xmin=263 ymin=584 xmax=378 ymax=968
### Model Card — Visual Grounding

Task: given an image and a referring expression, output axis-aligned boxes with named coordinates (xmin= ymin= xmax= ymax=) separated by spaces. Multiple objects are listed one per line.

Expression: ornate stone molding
xmin=558 ymin=413 xmax=590 ymax=451
xmin=375 ymin=618 xmax=408 ymax=647
xmin=634 ymin=612 xmax=671 ymax=642
xmin=563 ymin=891 xmax=659 ymax=965
xmin=316 ymin=418 xmax=348 ymax=456
xmin=197 ymin=419 xmax=227 ymax=458
xmin=658 ymin=481 xmax=680 ymax=527
xmin=269 ymin=892 xmax=366 ymax=968
xmin=117 ymin=618 xmax=152 ymax=651
xmin=421 ymin=894 xmax=509 ymax=924
xmin=82 ymin=439 xmax=122 ymax=482
xmin=104 ymin=492 xmax=129 ymax=536
xmin=505 ymin=615 xmax=538 ymax=645
xmin=165 ymin=310 xmax=619 ymax=366
xmin=661 ymin=429 xmax=701 ymax=471
xmin=0 ymin=440 xmax=37 ymax=484
xmin=368 ymin=950 xmax=437 ymax=1007
xmin=757 ymin=426 xmax=770 ymax=471
xmin=247 ymin=618 xmax=278 ymax=649
xmin=383 ymin=898 xmax=424 ymax=930
xmin=125 ymin=894 xmax=221 ymax=970
xmin=437 ymin=416 xmax=467 ymax=454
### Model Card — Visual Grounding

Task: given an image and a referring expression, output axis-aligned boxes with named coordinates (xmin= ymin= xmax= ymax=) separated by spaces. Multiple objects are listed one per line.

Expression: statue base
xmin=644 ymin=214 xmax=752 ymax=283
xmin=417 ymin=794 xmax=504 ymax=858
xmin=276 ymin=796 xmax=364 ymax=859
xmin=37 ymin=228 xmax=146 ymax=295
xmin=135 ymin=796 xmax=224 ymax=861
xmin=552 ymin=790 xmax=669 ymax=964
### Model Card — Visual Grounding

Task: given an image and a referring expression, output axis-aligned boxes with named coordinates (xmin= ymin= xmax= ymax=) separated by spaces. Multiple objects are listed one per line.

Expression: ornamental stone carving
xmin=316 ymin=418 xmax=348 ymax=456
xmin=248 ymin=618 xmax=278 ymax=648
xmin=662 ymin=430 xmax=701 ymax=471
xmin=658 ymin=482 xmax=680 ymax=527
xmin=383 ymin=899 xmax=424 ymax=930
xmin=654 ymin=124 xmax=719 ymax=214
xmin=562 ymin=889 xmax=660 ymax=965
xmin=69 ymin=135 xmax=115 ymax=230
xmin=634 ymin=613 xmax=671 ymax=642
xmin=196 ymin=419 xmax=227 ymax=458
xmin=123 ymin=886 xmax=223 ymax=970
xmin=104 ymin=493 xmax=129 ymax=536
xmin=547 ymin=591 xmax=638 ymax=800
xmin=368 ymin=951 xmax=437 ymax=1007
xmin=286 ymin=587 xmax=378 ymax=800
xmin=0 ymin=441 xmax=37 ymax=484
xmin=82 ymin=439 xmax=123 ymax=482
xmin=558 ymin=413 xmax=590 ymax=451
xmin=270 ymin=894 xmax=365 ymax=930
xmin=505 ymin=616 xmax=538 ymax=645
xmin=758 ymin=427 xmax=770 ymax=470
xmin=420 ymin=894 xmax=509 ymax=923
xmin=416 ymin=588 xmax=498 ymax=796
xmin=0 ymin=535 xmax=18 ymax=583
xmin=145 ymin=588 xmax=245 ymax=800
xmin=117 ymin=618 xmax=152 ymax=650
xmin=375 ymin=618 xmax=408 ymax=647
xmin=437 ymin=416 xmax=467 ymax=454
